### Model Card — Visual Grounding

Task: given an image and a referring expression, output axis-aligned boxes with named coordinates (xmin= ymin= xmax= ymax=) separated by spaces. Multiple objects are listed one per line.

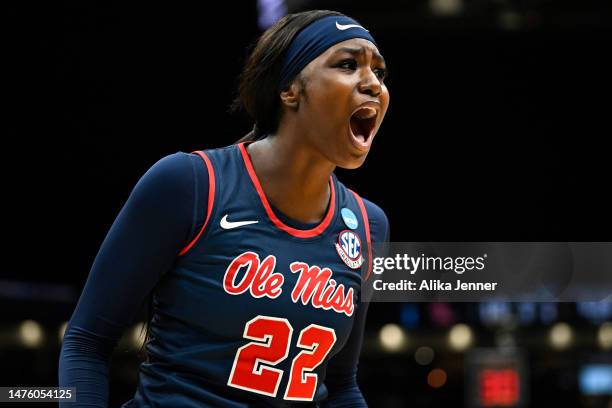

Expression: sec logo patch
xmin=335 ymin=230 xmax=364 ymax=269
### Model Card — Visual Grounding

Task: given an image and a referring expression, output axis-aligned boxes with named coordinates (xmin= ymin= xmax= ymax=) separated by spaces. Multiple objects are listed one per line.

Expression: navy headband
xmin=278 ymin=15 xmax=377 ymax=91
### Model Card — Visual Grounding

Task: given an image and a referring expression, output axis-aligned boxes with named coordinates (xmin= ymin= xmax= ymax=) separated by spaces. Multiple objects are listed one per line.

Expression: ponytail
xmin=234 ymin=123 xmax=266 ymax=144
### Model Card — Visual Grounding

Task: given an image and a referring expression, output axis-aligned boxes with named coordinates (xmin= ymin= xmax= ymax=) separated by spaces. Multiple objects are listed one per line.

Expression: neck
xmin=245 ymin=121 xmax=336 ymax=225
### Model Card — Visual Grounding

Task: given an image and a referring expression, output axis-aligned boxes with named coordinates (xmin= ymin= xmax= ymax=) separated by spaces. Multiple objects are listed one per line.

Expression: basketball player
xmin=59 ymin=9 xmax=390 ymax=407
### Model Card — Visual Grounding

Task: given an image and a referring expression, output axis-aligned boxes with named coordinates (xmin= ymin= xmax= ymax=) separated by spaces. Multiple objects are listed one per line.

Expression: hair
xmin=232 ymin=9 xmax=344 ymax=143
xmin=136 ymin=10 xmax=347 ymax=361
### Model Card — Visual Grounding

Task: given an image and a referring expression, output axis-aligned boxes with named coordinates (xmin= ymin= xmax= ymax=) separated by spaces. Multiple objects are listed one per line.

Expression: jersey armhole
xmin=348 ymin=189 xmax=373 ymax=282
xmin=178 ymin=151 xmax=215 ymax=257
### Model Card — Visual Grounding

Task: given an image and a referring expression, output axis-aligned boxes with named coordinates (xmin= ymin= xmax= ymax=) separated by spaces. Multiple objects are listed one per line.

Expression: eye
xmin=337 ymin=59 xmax=357 ymax=70
xmin=374 ymin=67 xmax=387 ymax=80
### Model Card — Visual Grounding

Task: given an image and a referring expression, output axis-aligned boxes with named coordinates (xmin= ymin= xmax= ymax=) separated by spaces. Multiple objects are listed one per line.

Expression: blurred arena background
xmin=5 ymin=0 xmax=612 ymax=407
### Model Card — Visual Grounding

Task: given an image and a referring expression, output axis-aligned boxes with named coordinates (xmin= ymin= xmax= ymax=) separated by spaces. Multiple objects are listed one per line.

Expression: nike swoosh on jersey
xmin=220 ymin=214 xmax=259 ymax=229
xmin=335 ymin=21 xmax=369 ymax=32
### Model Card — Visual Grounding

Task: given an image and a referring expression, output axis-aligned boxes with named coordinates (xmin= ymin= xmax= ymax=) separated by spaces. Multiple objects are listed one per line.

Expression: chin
xmin=336 ymin=151 xmax=369 ymax=170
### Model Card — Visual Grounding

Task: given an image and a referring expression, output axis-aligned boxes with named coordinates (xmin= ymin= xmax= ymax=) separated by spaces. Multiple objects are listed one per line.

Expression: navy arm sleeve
xmin=58 ymin=152 xmax=207 ymax=407
xmin=321 ymin=198 xmax=390 ymax=407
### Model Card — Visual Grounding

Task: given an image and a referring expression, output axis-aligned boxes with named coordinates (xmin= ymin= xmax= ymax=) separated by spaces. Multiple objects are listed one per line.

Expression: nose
xmin=358 ymin=67 xmax=382 ymax=98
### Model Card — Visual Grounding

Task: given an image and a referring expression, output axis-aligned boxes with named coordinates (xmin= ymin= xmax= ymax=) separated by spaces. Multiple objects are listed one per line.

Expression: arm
xmin=321 ymin=199 xmax=390 ymax=407
xmin=58 ymin=152 xmax=207 ymax=407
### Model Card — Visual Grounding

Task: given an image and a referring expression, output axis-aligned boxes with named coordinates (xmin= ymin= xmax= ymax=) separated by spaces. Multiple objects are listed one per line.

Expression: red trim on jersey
xmin=178 ymin=151 xmax=215 ymax=256
xmin=238 ymin=142 xmax=336 ymax=238
xmin=349 ymin=189 xmax=372 ymax=281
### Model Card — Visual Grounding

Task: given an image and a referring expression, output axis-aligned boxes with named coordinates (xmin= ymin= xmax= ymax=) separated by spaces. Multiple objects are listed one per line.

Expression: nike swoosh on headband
xmin=335 ymin=21 xmax=369 ymax=32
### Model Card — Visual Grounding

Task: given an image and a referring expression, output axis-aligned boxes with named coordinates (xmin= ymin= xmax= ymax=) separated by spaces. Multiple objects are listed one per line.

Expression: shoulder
xmin=140 ymin=151 xmax=199 ymax=184
xmin=361 ymin=198 xmax=388 ymax=228
xmin=145 ymin=151 xmax=200 ymax=178
xmin=360 ymin=197 xmax=390 ymax=243
xmin=333 ymin=177 xmax=390 ymax=243
xmin=132 ymin=152 xmax=203 ymax=202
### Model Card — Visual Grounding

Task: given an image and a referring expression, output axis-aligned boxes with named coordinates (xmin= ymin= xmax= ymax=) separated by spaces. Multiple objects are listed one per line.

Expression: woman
xmin=59 ymin=9 xmax=390 ymax=407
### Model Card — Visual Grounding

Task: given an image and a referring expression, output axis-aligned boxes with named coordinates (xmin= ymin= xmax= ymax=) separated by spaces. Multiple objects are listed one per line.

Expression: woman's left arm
xmin=321 ymin=199 xmax=390 ymax=407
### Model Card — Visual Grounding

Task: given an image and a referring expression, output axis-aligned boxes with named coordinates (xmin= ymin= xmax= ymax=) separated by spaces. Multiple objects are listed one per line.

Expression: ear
xmin=279 ymin=82 xmax=300 ymax=110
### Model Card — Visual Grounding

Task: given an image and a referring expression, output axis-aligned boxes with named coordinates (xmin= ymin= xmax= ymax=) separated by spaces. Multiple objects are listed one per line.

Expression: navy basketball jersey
xmin=129 ymin=142 xmax=374 ymax=407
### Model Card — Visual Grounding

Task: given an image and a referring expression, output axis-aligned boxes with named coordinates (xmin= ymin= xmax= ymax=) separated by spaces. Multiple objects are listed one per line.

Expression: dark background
xmin=5 ymin=0 xmax=612 ymax=407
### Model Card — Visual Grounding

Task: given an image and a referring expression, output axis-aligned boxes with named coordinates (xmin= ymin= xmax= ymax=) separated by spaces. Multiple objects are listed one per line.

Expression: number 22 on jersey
xmin=227 ymin=315 xmax=337 ymax=401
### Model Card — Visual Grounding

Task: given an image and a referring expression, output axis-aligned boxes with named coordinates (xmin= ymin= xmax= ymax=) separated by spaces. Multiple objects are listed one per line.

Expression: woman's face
xmin=292 ymin=38 xmax=390 ymax=169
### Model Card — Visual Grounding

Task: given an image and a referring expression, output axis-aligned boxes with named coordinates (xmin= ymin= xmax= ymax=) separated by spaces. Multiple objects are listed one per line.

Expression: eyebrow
xmin=335 ymin=47 xmax=386 ymax=65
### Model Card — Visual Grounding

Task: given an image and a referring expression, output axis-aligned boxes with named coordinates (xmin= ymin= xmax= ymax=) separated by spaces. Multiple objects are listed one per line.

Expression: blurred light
xmin=130 ymin=322 xmax=146 ymax=350
xmin=400 ymin=304 xmax=420 ymax=329
xmin=549 ymin=322 xmax=573 ymax=350
xmin=517 ymin=302 xmax=536 ymax=325
xmin=579 ymin=364 xmax=612 ymax=395
xmin=0 ymin=279 xmax=77 ymax=303
xmin=539 ymin=303 xmax=558 ymax=325
xmin=58 ymin=321 xmax=68 ymax=343
xmin=479 ymin=369 xmax=520 ymax=406
xmin=598 ymin=322 xmax=612 ymax=350
xmin=429 ymin=303 xmax=455 ymax=327
xmin=524 ymin=11 xmax=542 ymax=29
xmin=429 ymin=0 xmax=463 ymax=16
xmin=415 ymin=346 xmax=435 ymax=366
xmin=18 ymin=320 xmax=44 ymax=348
xmin=498 ymin=10 xmax=522 ymax=31
xmin=578 ymin=302 xmax=612 ymax=324
xmin=257 ymin=0 xmax=287 ymax=30
xmin=449 ymin=323 xmax=473 ymax=351
xmin=479 ymin=302 xmax=512 ymax=327
xmin=495 ymin=332 xmax=516 ymax=348
xmin=427 ymin=368 xmax=447 ymax=388
xmin=379 ymin=324 xmax=406 ymax=352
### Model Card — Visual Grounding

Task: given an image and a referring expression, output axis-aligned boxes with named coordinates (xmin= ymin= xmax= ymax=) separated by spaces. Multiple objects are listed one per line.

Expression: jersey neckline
xmin=237 ymin=141 xmax=337 ymax=238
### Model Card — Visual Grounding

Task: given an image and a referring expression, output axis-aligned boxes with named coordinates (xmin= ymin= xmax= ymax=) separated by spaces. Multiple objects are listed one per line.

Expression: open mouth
xmin=349 ymin=107 xmax=377 ymax=147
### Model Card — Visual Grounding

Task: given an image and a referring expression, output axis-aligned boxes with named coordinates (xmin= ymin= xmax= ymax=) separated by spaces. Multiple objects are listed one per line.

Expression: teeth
xmin=354 ymin=107 xmax=377 ymax=120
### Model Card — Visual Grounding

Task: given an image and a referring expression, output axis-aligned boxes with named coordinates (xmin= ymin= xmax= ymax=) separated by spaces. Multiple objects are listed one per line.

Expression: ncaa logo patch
xmin=341 ymin=207 xmax=358 ymax=230
xmin=335 ymin=230 xmax=364 ymax=269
